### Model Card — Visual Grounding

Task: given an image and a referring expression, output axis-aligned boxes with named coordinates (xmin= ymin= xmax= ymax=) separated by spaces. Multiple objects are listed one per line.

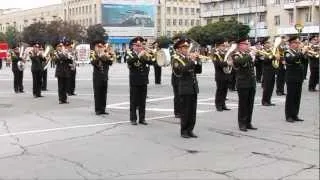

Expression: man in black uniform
xmin=307 ymin=36 xmax=319 ymax=91
xmin=172 ymin=38 xmax=202 ymax=138
xmin=127 ymin=36 xmax=153 ymax=125
xmin=65 ymin=40 xmax=77 ymax=96
xmin=30 ymin=42 xmax=45 ymax=98
xmin=276 ymin=37 xmax=287 ymax=96
xmin=261 ymin=39 xmax=277 ymax=106
xmin=53 ymin=41 xmax=72 ymax=104
xmin=39 ymin=46 xmax=48 ymax=91
xmin=10 ymin=45 xmax=24 ymax=93
xmin=91 ymin=40 xmax=114 ymax=115
xmin=254 ymin=42 xmax=264 ymax=83
xmin=152 ymin=42 xmax=162 ymax=84
xmin=212 ymin=37 xmax=231 ymax=111
xmin=284 ymin=36 xmax=304 ymax=123
xmin=232 ymin=37 xmax=257 ymax=132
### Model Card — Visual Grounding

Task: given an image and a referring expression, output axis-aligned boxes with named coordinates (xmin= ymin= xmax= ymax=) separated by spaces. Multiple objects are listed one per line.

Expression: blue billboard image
xmin=102 ymin=4 xmax=155 ymax=27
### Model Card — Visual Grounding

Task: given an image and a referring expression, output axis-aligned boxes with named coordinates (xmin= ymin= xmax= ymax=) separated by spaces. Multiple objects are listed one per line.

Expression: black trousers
xmin=180 ymin=94 xmax=197 ymax=134
xmin=285 ymin=82 xmax=303 ymax=119
xmin=154 ymin=65 xmax=162 ymax=84
xmin=262 ymin=70 xmax=275 ymax=103
xmin=130 ymin=85 xmax=147 ymax=122
xmin=32 ymin=71 xmax=42 ymax=97
xmin=237 ymin=87 xmax=256 ymax=127
xmin=308 ymin=68 xmax=319 ymax=90
xmin=228 ymin=71 xmax=236 ymax=90
xmin=13 ymin=70 xmax=23 ymax=92
xmin=57 ymin=77 xmax=68 ymax=102
xmin=172 ymin=83 xmax=181 ymax=116
xmin=303 ymin=61 xmax=308 ymax=79
xmin=255 ymin=62 xmax=263 ymax=82
xmin=215 ymin=79 xmax=228 ymax=108
xmin=41 ymin=69 xmax=47 ymax=90
xmin=276 ymin=65 xmax=286 ymax=93
xmin=93 ymin=77 xmax=108 ymax=113
xmin=0 ymin=60 xmax=2 ymax=69
xmin=68 ymin=70 xmax=76 ymax=94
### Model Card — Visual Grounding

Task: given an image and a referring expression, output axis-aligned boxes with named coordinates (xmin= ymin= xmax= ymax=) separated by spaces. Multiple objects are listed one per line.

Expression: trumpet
xmin=303 ymin=45 xmax=319 ymax=58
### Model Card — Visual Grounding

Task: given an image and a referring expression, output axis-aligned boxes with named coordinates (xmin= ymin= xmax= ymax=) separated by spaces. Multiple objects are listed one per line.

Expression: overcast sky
xmin=1 ymin=0 xmax=61 ymax=9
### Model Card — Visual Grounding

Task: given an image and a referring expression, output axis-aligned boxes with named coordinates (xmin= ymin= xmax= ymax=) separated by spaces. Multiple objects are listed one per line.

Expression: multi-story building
xmin=0 ymin=4 xmax=63 ymax=33
xmin=200 ymin=0 xmax=319 ymax=40
xmin=157 ymin=0 xmax=201 ymax=37
xmin=62 ymin=0 xmax=102 ymax=27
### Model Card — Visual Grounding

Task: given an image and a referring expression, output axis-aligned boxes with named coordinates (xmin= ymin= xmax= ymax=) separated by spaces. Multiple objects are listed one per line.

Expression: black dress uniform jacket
xmin=213 ymin=50 xmax=230 ymax=81
xmin=127 ymin=51 xmax=153 ymax=85
xmin=11 ymin=53 xmax=24 ymax=92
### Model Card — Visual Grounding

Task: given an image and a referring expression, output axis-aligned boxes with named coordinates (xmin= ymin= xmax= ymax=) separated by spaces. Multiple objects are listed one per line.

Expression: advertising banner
xmin=76 ymin=44 xmax=91 ymax=63
xmin=101 ymin=0 xmax=157 ymax=37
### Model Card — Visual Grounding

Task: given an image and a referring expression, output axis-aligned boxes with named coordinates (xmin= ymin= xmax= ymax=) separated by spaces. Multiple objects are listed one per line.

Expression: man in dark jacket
xmin=284 ymin=36 xmax=305 ymax=123
xmin=91 ymin=40 xmax=114 ymax=115
xmin=232 ymin=37 xmax=257 ymax=132
xmin=65 ymin=40 xmax=77 ymax=96
xmin=10 ymin=46 xmax=24 ymax=93
xmin=172 ymin=38 xmax=202 ymax=138
xmin=212 ymin=37 xmax=231 ymax=111
xmin=307 ymin=36 xmax=319 ymax=91
xmin=30 ymin=42 xmax=45 ymax=98
xmin=127 ymin=36 xmax=154 ymax=125
xmin=54 ymin=41 xmax=72 ymax=104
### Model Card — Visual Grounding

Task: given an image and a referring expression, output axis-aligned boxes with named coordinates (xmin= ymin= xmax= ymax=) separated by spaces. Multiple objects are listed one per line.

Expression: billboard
xmin=101 ymin=0 xmax=157 ymax=37
xmin=0 ymin=43 xmax=9 ymax=59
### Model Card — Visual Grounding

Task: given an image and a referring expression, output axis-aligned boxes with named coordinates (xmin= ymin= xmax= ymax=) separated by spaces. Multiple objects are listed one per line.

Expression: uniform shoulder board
xmin=284 ymin=50 xmax=294 ymax=58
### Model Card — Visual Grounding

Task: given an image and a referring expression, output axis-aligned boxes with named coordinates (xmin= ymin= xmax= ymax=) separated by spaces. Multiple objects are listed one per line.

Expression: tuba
xmin=156 ymin=48 xmax=171 ymax=66
xmin=223 ymin=43 xmax=237 ymax=74
xmin=43 ymin=45 xmax=53 ymax=70
xmin=18 ymin=46 xmax=25 ymax=71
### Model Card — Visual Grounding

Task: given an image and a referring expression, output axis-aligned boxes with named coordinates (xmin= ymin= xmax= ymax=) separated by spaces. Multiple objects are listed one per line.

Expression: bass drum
xmin=156 ymin=48 xmax=171 ymax=67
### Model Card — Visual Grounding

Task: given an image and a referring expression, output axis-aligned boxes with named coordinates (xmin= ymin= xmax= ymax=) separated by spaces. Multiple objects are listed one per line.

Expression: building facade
xmin=0 ymin=4 xmax=63 ymax=33
xmin=200 ymin=0 xmax=319 ymax=39
xmin=157 ymin=0 xmax=201 ymax=37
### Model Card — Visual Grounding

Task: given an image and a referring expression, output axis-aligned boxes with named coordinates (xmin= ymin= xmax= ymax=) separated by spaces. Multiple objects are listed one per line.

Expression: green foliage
xmin=86 ymin=24 xmax=107 ymax=44
xmin=5 ymin=26 xmax=20 ymax=48
xmin=186 ymin=20 xmax=250 ymax=46
xmin=155 ymin=36 xmax=171 ymax=48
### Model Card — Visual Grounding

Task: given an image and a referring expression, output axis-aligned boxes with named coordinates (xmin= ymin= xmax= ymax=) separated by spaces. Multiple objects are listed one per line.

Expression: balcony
xmin=277 ymin=25 xmax=319 ymax=34
xmin=296 ymin=0 xmax=316 ymax=8
xmin=199 ymin=0 xmax=223 ymax=3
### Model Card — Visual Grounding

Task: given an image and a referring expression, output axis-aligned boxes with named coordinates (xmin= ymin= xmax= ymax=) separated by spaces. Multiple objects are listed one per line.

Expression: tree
xmin=86 ymin=24 xmax=107 ymax=44
xmin=5 ymin=26 xmax=20 ymax=48
xmin=22 ymin=22 xmax=47 ymax=45
xmin=0 ymin=32 xmax=5 ymax=42
xmin=155 ymin=36 xmax=171 ymax=48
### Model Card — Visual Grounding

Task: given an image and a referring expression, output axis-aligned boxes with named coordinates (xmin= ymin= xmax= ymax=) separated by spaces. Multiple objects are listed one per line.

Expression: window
xmin=179 ymin=8 xmax=183 ymax=15
xmin=166 ymin=7 xmax=171 ymax=14
xmin=191 ymin=19 xmax=195 ymax=26
xmin=274 ymin=15 xmax=280 ymax=25
xmin=185 ymin=19 xmax=189 ymax=26
xmin=206 ymin=19 xmax=212 ymax=24
xmin=257 ymin=0 xmax=266 ymax=6
xmin=173 ymin=19 xmax=177 ymax=25
xmin=243 ymin=15 xmax=250 ymax=24
xmin=258 ymin=13 xmax=266 ymax=22
xmin=173 ymin=7 xmax=177 ymax=14
xmin=173 ymin=31 xmax=177 ymax=35
xmin=167 ymin=31 xmax=171 ymax=37
xmin=288 ymin=11 xmax=294 ymax=25
xmin=191 ymin=8 xmax=195 ymax=15
xmin=196 ymin=20 xmax=200 ymax=25
xmin=275 ymin=0 xmax=280 ymax=5
xmin=89 ymin=5 xmax=92 ymax=13
xmin=196 ymin=8 xmax=200 ymax=14
xmin=167 ymin=19 xmax=171 ymax=26
xmin=179 ymin=19 xmax=183 ymax=25
xmin=305 ymin=7 xmax=312 ymax=22
xmin=185 ymin=8 xmax=189 ymax=15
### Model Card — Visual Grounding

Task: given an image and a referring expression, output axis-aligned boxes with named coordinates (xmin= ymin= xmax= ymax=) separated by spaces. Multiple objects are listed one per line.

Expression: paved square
xmin=0 ymin=62 xmax=318 ymax=179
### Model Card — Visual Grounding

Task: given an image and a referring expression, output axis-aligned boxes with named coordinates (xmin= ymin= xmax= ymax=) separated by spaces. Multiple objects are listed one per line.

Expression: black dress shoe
xmin=294 ymin=117 xmax=304 ymax=122
xmin=247 ymin=125 xmax=258 ymax=130
xmin=222 ymin=106 xmax=231 ymax=111
xmin=216 ymin=107 xmax=223 ymax=112
xmin=188 ymin=132 xmax=198 ymax=138
xmin=239 ymin=126 xmax=247 ymax=132
xmin=69 ymin=93 xmax=77 ymax=96
xmin=174 ymin=114 xmax=181 ymax=118
xmin=139 ymin=121 xmax=148 ymax=125
xmin=19 ymin=90 xmax=24 ymax=93
xmin=181 ymin=133 xmax=191 ymax=138
xmin=95 ymin=111 xmax=105 ymax=115
xmin=286 ymin=117 xmax=295 ymax=123
xmin=262 ymin=102 xmax=273 ymax=106
xmin=309 ymin=89 xmax=317 ymax=92
xmin=131 ymin=121 xmax=138 ymax=125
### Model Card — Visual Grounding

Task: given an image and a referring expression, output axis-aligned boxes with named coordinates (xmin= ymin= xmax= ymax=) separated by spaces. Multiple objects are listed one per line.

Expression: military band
xmin=4 ymin=28 xmax=318 ymax=139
